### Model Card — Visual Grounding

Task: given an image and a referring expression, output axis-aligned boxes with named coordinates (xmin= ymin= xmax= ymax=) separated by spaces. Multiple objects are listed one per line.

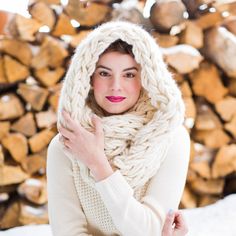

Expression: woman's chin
xmin=102 ymin=106 xmax=130 ymax=116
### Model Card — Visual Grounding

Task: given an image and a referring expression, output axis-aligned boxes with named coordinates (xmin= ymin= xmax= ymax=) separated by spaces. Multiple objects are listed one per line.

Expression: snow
xmin=183 ymin=194 xmax=236 ymax=236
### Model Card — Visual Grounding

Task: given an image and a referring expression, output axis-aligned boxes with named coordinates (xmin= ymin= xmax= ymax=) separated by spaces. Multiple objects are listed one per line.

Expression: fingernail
xmin=168 ymin=209 xmax=173 ymax=216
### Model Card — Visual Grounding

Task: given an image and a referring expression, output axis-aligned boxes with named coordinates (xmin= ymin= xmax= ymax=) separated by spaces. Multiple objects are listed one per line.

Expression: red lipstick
xmin=106 ymin=96 xmax=126 ymax=103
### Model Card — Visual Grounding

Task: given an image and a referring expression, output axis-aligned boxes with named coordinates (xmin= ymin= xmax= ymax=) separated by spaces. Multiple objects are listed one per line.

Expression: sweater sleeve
xmin=46 ymin=134 xmax=92 ymax=236
xmin=94 ymin=125 xmax=190 ymax=236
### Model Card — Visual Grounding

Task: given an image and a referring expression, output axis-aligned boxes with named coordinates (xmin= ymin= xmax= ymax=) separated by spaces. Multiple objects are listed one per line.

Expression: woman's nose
xmin=110 ymin=77 xmax=122 ymax=91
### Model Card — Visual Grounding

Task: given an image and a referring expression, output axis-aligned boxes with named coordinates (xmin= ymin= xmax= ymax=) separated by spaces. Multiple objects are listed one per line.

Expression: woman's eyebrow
xmin=96 ymin=65 xmax=112 ymax=71
xmin=96 ymin=65 xmax=138 ymax=71
xmin=123 ymin=67 xmax=138 ymax=72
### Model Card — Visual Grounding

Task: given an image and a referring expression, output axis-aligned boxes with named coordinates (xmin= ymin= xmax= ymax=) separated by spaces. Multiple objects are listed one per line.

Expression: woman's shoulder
xmin=47 ymin=133 xmax=65 ymax=157
xmin=47 ymin=133 xmax=73 ymax=165
xmin=173 ymin=125 xmax=190 ymax=145
xmin=168 ymin=125 xmax=191 ymax=161
xmin=48 ymin=133 xmax=61 ymax=150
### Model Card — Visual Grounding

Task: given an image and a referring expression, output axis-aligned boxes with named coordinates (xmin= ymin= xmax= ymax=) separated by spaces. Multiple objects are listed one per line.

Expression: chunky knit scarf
xmin=57 ymin=21 xmax=185 ymax=190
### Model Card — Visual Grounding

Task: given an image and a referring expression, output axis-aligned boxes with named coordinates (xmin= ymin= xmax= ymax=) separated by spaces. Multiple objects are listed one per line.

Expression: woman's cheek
xmin=94 ymin=84 xmax=106 ymax=94
xmin=129 ymin=81 xmax=141 ymax=94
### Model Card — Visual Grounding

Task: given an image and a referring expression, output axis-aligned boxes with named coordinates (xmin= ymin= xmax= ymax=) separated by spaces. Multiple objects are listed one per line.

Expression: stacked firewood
xmin=0 ymin=0 xmax=236 ymax=229
xmin=150 ymin=0 xmax=236 ymax=209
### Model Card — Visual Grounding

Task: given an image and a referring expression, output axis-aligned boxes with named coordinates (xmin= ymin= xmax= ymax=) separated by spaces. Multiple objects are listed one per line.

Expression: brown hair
xmin=102 ymin=39 xmax=134 ymax=57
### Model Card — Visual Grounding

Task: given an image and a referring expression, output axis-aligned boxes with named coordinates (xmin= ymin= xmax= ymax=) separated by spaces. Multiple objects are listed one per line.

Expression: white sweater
xmin=46 ymin=125 xmax=190 ymax=236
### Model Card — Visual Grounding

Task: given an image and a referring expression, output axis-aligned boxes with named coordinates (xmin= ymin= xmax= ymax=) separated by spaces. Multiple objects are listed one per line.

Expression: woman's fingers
xmin=58 ymin=134 xmax=63 ymax=143
xmin=174 ymin=212 xmax=183 ymax=228
xmin=59 ymin=133 xmax=73 ymax=150
xmin=162 ymin=210 xmax=189 ymax=236
xmin=58 ymin=123 xmax=74 ymax=140
xmin=162 ymin=210 xmax=175 ymax=235
xmin=62 ymin=109 xmax=82 ymax=132
xmin=92 ymin=114 xmax=103 ymax=138
xmin=174 ymin=211 xmax=188 ymax=233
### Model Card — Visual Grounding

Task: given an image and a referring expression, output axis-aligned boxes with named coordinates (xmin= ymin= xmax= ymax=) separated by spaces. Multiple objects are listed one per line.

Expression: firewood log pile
xmin=0 ymin=0 xmax=236 ymax=229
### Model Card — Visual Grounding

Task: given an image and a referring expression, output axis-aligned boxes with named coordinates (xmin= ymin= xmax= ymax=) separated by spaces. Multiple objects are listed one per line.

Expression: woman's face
xmin=91 ymin=51 xmax=142 ymax=115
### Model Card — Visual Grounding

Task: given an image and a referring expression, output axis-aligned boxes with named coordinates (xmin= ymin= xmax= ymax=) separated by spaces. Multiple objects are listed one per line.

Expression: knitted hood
xmin=57 ymin=21 xmax=185 ymax=190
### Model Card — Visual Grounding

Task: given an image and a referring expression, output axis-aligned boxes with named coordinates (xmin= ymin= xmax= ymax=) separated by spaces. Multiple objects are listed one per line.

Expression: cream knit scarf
xmin=57 ymin=21 xmax=185 ymax=190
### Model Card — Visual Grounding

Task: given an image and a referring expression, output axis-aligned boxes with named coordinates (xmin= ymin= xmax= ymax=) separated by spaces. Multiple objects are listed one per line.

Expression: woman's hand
xmin=162 ymin=210 xmax=188 ymax=236
xmin=57 ymin=109 xmax=113 ymax=181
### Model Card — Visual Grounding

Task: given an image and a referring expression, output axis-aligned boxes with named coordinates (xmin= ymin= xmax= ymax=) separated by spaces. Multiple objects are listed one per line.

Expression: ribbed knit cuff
xmin=95 ymin=170 xmax=134 ymax=203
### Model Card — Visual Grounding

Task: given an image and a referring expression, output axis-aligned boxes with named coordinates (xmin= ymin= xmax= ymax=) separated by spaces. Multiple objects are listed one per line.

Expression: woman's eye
xmin=125 ymin=73 xmax=135 ymax=78
xmin=99 ymin=71 xmax=110 ymax=77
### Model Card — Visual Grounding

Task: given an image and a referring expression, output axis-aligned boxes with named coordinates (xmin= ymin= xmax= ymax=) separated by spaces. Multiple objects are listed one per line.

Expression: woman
xmin=47 ymin=21 xmax=190 ymax=236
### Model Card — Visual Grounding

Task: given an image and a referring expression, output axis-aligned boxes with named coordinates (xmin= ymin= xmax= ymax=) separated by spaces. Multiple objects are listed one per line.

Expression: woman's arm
xmin=46 ymin=134 xmax=92 ymax=236
xmin=94 ymin=125 xmax=190 ymax=236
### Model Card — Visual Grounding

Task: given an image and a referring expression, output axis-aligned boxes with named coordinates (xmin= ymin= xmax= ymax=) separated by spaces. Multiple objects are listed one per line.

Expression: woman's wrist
xmin=89 ymin=156 xmax=114 ymax=182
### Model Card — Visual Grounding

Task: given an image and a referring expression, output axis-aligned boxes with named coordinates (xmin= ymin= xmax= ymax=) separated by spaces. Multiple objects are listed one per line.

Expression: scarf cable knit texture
xmin=57 ymin=21 xmax=185 ymax=191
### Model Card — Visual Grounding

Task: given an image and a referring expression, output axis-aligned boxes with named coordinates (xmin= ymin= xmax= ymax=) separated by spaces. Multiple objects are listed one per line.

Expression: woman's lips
xmin=106 ymin=96 xmax=126 ymax=103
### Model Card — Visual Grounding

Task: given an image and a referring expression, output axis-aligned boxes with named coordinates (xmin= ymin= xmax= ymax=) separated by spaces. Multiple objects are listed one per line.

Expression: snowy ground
xmin=183 ymin=194 xmax=236 ymax=236
xmin=1 ymin=194 xmax=236 ymax=236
